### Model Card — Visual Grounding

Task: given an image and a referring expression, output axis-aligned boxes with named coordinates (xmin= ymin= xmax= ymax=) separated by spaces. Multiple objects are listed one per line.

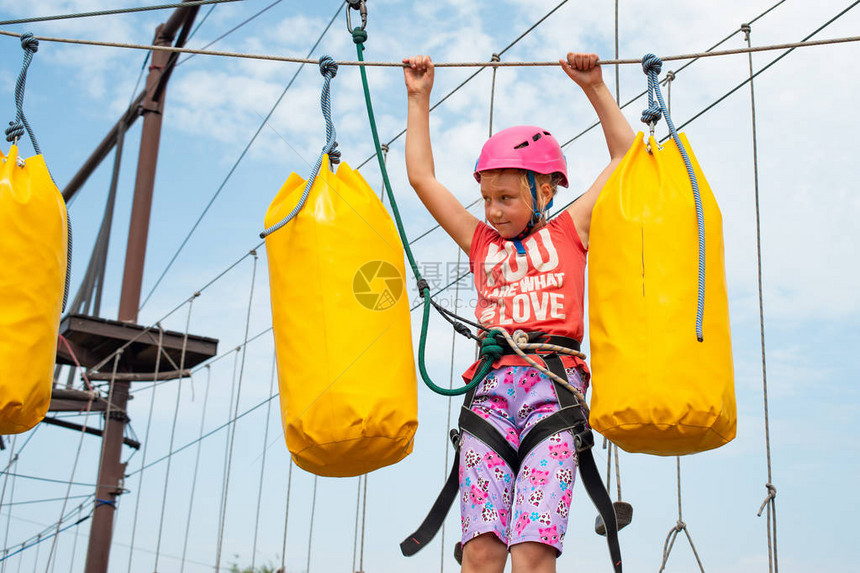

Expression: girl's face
xmin=481 ymin=170 xmax=549 ymax=239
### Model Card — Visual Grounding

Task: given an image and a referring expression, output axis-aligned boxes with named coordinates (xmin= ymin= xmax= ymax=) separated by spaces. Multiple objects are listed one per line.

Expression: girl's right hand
xmin=403 ymin=55 xmax=434 ymax=97
xmin=561 ymin=52 xmax=603 ymax=89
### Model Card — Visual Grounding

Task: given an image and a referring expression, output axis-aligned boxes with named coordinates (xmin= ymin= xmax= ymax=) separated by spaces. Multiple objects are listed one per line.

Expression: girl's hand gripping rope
xmin=559 ymin=51 xmax=635 ymax=248
xmin=560 ymin=51 xmax=603 ymax=90
xmin=402 ymin=53 xmax=478 ymax=253
xmin=402 ymin=55 xmax=435 ymax=98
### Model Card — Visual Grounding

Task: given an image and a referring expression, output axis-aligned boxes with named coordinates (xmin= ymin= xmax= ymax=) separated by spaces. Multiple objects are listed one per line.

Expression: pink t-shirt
xmin=463 ymin=210 xmax=589 ymax=381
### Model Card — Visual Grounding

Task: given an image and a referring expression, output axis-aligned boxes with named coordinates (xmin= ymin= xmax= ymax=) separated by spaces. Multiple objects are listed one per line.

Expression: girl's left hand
xmin=560 ymin=52 xmax=603 ymax=88
xmin=403 ymin=55 xmax=435 ymax=97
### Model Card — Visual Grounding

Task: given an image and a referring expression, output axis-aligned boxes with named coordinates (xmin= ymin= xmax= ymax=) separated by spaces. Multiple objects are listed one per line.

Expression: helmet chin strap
xmin=510 ymin=171 xmax=552 ymax=244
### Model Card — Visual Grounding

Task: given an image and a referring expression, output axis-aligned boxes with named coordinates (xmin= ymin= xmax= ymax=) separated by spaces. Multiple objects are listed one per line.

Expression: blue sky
xmin=1 ymin=0 xmax=859 ymax=571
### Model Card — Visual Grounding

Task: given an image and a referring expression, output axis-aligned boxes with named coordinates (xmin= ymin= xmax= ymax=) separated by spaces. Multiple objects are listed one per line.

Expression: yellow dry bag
xmin=0 ymin=145 xmax=68 ymax=434
xmin=588 ymin=132 xmax=735 ymax=455
xmin=265 ymin=156 xmax=418 ymax=477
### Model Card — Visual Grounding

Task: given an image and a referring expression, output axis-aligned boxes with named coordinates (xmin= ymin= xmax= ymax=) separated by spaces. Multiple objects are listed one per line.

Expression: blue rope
xmin=4 ymin=33 xmax=41 ymax=154
xmin=259 ymin=56 xmax=341 ymax=239
xmin=3 ymin=32 xmax=71 ymax=313
xmin=640 ymin=54 xmax=706 ymax=342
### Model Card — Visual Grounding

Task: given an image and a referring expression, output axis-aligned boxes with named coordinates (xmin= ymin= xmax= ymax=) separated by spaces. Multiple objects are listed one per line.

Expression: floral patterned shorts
xmin=459 ymin=365 xmax=588 ymax=555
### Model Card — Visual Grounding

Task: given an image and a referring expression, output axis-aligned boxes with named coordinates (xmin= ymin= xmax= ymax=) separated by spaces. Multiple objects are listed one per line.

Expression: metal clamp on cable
xmin=346 ymin=0 xmax=367 ymax=32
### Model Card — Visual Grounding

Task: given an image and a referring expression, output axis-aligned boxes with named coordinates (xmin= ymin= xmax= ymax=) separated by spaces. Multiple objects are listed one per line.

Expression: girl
xmin=403 ymin=53 xmax=634 ymax=573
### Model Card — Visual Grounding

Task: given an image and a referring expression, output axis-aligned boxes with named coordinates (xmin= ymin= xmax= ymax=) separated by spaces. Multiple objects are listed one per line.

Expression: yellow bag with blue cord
xmin=264 ymin=156 xmax=418 ymax=477
xmin=0 ymin=144 xmax=69 ymax=434
xmin=588 ymin=131 xmax=736 ymax=456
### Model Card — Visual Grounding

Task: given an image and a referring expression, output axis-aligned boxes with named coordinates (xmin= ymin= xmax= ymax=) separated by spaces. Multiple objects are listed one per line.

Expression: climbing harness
xmin=400 ymin=330 xmax=622 ymax=573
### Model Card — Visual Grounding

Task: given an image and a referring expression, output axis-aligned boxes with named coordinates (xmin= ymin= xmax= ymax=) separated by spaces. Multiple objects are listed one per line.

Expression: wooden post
xmin=83 ymin=4 xmax=198 ymax=572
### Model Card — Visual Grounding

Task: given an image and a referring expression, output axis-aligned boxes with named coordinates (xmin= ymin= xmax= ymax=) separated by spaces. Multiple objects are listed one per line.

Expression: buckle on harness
xmin=573 ymin=424 xmax=594 ymax=453
xmin=449 ymin=428 xmax=460 ymax=448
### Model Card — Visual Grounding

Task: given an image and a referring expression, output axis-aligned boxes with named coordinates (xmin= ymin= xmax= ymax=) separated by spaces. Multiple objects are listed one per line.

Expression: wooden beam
xmin=41 ymin=417 xmax=140 ymax=450
xmin=48 ymin=388 xmax=130 ymax=413
xmin=86 ymin=369 xmax=191 ymax=382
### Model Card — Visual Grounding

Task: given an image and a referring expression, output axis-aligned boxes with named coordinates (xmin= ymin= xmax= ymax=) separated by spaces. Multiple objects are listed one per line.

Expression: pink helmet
xmin=473 ymin=125 xmax=568 ymax=188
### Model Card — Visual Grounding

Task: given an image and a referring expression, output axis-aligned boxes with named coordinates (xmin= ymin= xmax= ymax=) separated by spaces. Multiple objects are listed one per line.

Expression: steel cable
xmin=1 ymin=30 xmax=857 ymax=68
xmin=179 ymin=364 xmax=212 ymax=573
xmin=152 ymin=299 xmax=196 ymax=572
xmin=125 ymin=327 xmax=165 ymax=571
xmin=214 ymin=253 xmax=258 ymax=572
xmin=0 ymin=0 xmax=240 ymax=26
xmin=743 ymin=22 xmax=779 ymax=573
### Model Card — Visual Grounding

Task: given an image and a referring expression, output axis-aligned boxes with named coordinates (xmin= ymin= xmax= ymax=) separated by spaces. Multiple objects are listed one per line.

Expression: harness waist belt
xmin=495 ymin=334 xmax=581 ymax=356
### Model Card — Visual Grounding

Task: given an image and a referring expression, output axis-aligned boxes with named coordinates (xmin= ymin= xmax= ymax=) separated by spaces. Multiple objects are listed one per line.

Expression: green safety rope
xmin=351 ymin=27 xmax=494 ymax=396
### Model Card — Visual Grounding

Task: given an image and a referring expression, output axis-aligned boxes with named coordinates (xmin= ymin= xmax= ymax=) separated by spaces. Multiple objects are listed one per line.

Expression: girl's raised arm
xmin=404 ymin=55 xmax=479 ymax=254
xmin=562 ymin=52 xmax=635 ymax=248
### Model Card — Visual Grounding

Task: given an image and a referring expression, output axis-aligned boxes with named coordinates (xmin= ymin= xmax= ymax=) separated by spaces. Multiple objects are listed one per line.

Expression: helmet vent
xmin=532 ymin=133 xmax=543 ymax=142
xmin=513 ymin=140 xmax=529 ymax=149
